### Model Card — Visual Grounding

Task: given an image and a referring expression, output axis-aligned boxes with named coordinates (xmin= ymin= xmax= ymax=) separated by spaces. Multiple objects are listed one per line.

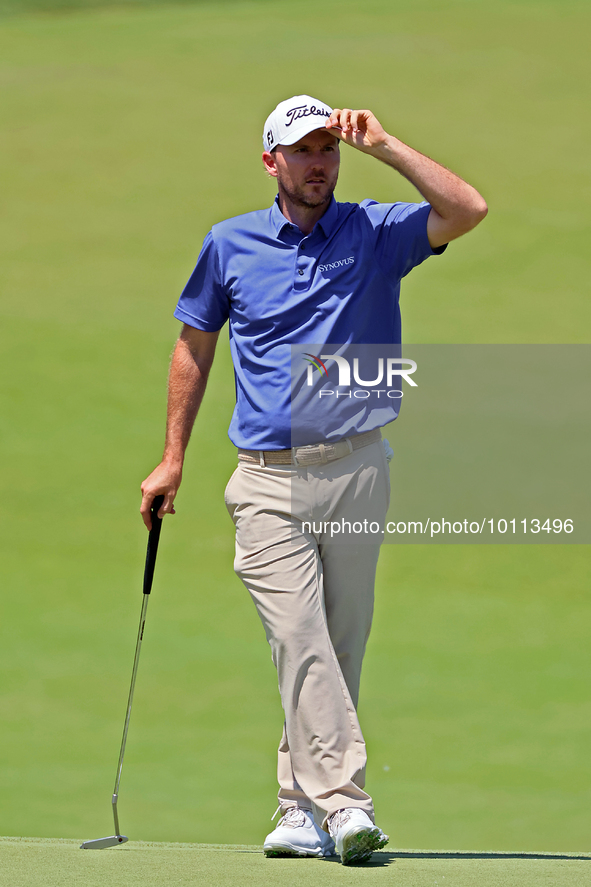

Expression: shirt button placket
xmin=295 ymin=239 xmax=310 ymax=289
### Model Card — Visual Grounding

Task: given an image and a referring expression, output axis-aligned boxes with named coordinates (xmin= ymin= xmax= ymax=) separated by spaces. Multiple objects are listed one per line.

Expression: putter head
xmin=80 ymin=834 xmax=128 ymax=850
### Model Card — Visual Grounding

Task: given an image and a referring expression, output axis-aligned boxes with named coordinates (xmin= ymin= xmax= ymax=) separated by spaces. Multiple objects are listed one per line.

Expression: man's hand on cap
xmin=326 ymin=108 xmax=388 ymax=155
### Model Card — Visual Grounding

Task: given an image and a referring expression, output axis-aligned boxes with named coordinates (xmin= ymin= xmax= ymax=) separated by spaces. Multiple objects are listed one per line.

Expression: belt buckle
xmin=324 ymin=439 xmax=352 ymax=463
xmin=292 ymin=444 xmax=316 ymax=466
xmin=292 ymin=438 xmax=353 ymax=466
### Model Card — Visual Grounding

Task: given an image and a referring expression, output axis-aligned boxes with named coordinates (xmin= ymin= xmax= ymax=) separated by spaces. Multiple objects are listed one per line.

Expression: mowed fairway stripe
xmin=1 ymin=838 xmax=590 ymax=887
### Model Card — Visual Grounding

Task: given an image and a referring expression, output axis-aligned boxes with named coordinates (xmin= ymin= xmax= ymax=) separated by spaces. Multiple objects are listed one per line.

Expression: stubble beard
xmin=277 ymin=173 xmax=337 ymax=210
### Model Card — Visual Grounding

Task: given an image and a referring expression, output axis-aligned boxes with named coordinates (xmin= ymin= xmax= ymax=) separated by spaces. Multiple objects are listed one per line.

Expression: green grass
xmin=0 ymin=0 xmax=264 ymax=20
xmin=1 ymin=0 xmax=590 ymax=855
xmin=1 ymin=838 xmax=590 ymax=887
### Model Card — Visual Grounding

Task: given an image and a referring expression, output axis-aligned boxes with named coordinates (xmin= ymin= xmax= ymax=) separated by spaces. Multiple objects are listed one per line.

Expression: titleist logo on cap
xmin=285 ymin=104 xmax=331 ymax=127
xmin=262 ymin=95 xmax=333 ymax=152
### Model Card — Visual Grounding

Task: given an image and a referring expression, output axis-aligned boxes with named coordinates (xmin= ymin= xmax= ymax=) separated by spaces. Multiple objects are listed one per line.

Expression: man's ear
xmin=262 ymin=150 xmax=278 ymax=178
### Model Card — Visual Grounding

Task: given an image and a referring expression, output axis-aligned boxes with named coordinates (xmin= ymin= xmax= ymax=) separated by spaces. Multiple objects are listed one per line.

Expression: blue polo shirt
xmin=174 ymin=196 xmax=445 ymax=449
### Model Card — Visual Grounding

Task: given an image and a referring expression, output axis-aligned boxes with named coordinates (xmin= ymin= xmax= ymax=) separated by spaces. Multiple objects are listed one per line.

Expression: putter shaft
xmin=111 ymin=589 xmax=151 ymax=835
xmin=81 ymin=495 xmax=164 ymax=849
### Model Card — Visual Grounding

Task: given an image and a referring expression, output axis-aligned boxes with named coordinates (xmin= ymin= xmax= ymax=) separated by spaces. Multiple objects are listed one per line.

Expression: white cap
xmin=263 ymin=95 xmax=333 ymax=152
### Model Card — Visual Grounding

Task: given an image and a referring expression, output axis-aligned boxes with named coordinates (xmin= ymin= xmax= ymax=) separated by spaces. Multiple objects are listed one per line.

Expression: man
xmin=140 ymin=95 xmax=487 ymax=864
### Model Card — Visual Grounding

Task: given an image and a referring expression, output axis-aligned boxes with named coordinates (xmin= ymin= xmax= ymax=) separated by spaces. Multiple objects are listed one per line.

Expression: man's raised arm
xmin=140 ymin=324 xmax=220 ymax=530
xmin=326 ymin=108 xmax=488 ymax=248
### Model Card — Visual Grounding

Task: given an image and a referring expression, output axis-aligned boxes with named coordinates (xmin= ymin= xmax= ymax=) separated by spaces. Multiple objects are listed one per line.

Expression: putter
xmin=80 ymin=495 xmax=165 ymax=850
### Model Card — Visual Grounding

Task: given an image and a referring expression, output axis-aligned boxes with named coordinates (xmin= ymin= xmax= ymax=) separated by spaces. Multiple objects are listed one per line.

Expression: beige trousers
xmin=224 ymin=439 xmax=390 ymax=830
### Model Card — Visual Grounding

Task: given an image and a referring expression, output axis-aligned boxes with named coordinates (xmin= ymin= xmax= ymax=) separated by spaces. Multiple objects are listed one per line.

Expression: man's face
xmin=263 ymin=129 xmax=340 ymax=210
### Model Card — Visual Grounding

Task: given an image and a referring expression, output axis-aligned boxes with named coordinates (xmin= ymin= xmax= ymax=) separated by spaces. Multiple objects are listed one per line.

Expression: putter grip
xmin=143 ymin=494 xmax=165 ymax=595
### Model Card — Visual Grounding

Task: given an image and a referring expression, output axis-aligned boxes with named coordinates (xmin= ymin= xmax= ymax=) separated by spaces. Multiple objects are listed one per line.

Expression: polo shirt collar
xmin=270 ymin=195 xmax=339 ymax=239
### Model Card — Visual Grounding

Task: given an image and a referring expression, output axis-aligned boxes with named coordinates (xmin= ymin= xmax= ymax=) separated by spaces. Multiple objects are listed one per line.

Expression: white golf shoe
xmin=263 ymin=806 xmax=335 ymax=858
xmin=327 ymin=807 xmax=389 ymax=865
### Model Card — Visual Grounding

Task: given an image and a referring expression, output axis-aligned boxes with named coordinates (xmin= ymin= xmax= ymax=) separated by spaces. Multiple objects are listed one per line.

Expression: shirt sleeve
xmin=173 ymin=230 xmax=230 ymax=331
xmin=360 ymin=199 xmax=446 ymax=280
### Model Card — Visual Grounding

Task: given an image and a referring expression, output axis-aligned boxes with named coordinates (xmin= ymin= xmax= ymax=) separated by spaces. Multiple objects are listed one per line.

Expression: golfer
xmin=140 ymin=95 xmax=487 ymax=864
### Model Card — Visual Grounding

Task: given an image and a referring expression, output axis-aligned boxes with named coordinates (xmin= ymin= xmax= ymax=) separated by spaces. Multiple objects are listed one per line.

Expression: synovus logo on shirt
xmin=318 ymin=256 xmax=355 ymax=272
